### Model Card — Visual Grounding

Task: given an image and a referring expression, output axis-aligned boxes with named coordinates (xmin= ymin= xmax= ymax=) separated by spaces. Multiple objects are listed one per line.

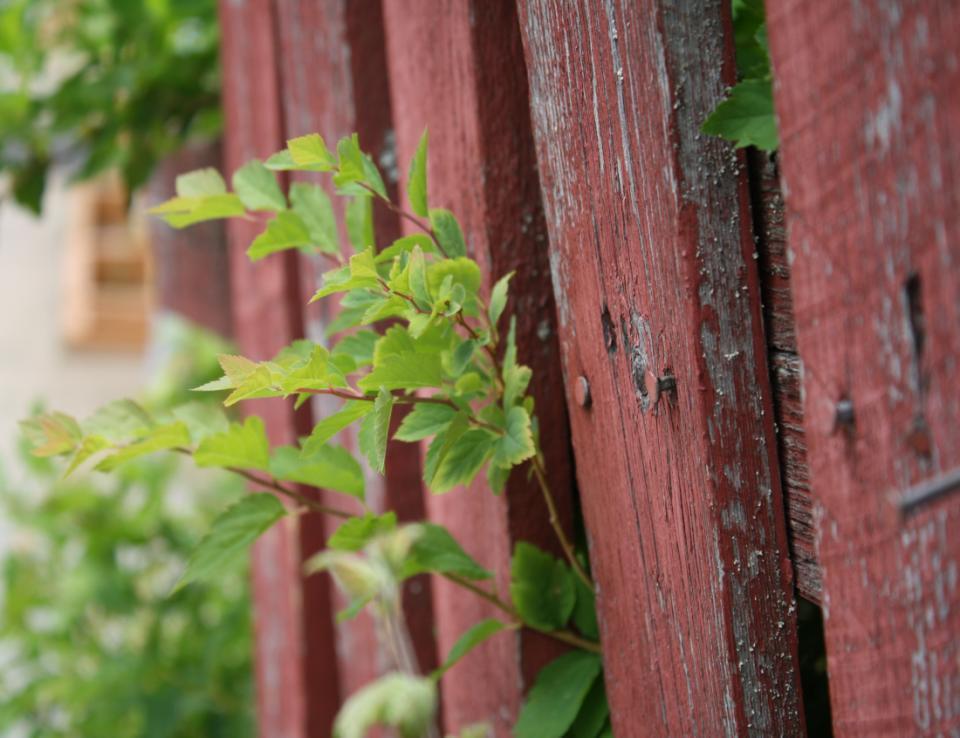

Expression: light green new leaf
xmin=358 ymin=353 xmax=444 ymax=392
xmin=333 ymin=673 xmax=437 ymax=738
xmin=345 ymin=194 xmax=375 ymax=252
xmin=96 ymin=422 xmax=191 ymax=471
xmin=422 ymin=414 xmax=469 ymax=485
xmin=83 ymin=399 xmax=154 ymax=443
xmin=503 ymin=363 xmax=533 ymax=409
xmin=328 ymin=512 xmax=398 ymax=551
xmin=493 ymin=406 xmax=535 ymax=468
xmin=302 ymin=401 xmax=374 ymax=455
xmin=288 ymin=133 xmax=337 ymax=170
xmin=407 ymin=128 xmax=429 ymax=217
xmin=290 ymin=182 xmax=339 ymax=253
xmin=170 ymin=402 xmax=230 ymax=444
xmin=332 ymin=330 xmax=378 ymax=368
xmin=269 ymin=444 xmax=364 ymax=500
xmin=247 ymin=210 xmax=312 ymax=261
xmin=701 ymin=78 xmax=778 ymax=152
xmin=510 ymin=541 xmax=576 ymax=631
xmin=431 ymin=619 xmax=507 ymax=680
xmin=408 ymin=245 xmax=431 ymax=308
xmin=429 ymin=208 xmax=466 ymax=257
xmin=232 ymin=159 xmax=286 ymax=212
xmin=488 ymin=271 xmax=513 ymax=328
xmin=20 ymin=412 xmax=83 ymax=457
xmin=402 ymin=522 xmax=492 ymax=580
xmin=149 ymin=193 xmax=245 ymax=228
xmin=176 ymin=493 xmax=286 ymax=591
xmin=195 ymin=416 xmax=270 ymax=471
xmin=427 ymin=258 xmax=481 ymax=313
xmin=376 ymin=234 xmax=435 ymax=262
xmin=175 ymin=167 xmax=227 ymax=197
xmin=358 ymin=387 xmax=394 ymax=474
xmin=393 ymin=403 xmax=457 ymax=442
xmin=514 ymin=651 xmax=603 ymax=738
xmin=430 ymin=428 xmax=497 ymax=494
xmin=64 ymin=435 xmax=110 ymax=476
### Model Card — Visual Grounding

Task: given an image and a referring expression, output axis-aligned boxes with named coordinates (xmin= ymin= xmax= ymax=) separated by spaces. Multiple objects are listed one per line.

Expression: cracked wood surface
xmin=768 ymin=0 xmax=960 ymax=734
xmin=517 ymin=1 xmax=804 ymax=735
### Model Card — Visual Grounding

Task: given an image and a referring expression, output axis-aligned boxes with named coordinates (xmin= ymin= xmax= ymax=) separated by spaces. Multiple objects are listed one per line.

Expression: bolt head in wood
xmin=644 ymin=370 xmax=676 ymax=407
xmin=575 ymin=375 xmax=591 ymax=407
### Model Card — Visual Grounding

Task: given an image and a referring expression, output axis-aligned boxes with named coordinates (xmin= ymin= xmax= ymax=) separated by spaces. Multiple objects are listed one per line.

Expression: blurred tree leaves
xmin=0 ymin=0 xmax=222 ymax=214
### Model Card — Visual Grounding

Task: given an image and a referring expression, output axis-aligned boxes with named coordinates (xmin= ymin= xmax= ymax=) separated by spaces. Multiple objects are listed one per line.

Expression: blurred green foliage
xmin=0 ymin=0 xmax=221 ymax=214
xmin=0 ymin=318 xmax=254 ymax=738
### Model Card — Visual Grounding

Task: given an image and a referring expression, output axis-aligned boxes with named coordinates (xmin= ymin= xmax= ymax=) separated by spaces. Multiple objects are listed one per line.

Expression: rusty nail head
xmin=644 ymin=370 xmax=676 ymax=407
xmin=575 ymin=376 xmax=591 ymax=408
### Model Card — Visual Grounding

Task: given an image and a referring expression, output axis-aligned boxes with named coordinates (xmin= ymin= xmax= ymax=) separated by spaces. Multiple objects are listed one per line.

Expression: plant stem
xmin=444 ymin=573 xmax=601 ymax=655
xmin=358 ymin=182 xmax=448 ymax=258
xmin=530 ymin=456 xmax=593 ymax=588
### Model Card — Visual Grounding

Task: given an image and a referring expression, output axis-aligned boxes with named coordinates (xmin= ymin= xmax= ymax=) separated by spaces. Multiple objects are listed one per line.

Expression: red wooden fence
xmin=211 ymin=1 xmax=960 ymax=736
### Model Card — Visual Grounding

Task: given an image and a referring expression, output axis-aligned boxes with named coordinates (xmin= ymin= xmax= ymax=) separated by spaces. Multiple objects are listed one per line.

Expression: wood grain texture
xmin=517 ymin=1 xmax=804 ymax=735
xmin=272 ymin=0 xmax=438 ymax=708
xmin=748 ymin=150 xmax=819 ymax=602
xmin=382 ymin=1 xmax=575 ymax=733
xmin=219 ymin=1 xmax=340 ymax=735
xmin=768 ymin=0 xmax=960 ymax=734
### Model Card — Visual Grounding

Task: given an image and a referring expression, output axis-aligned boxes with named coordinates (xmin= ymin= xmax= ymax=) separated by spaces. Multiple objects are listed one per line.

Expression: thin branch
xmin=358 ymin=182 xmax=448 ymax=258
xmin=443 ymin=573 xmax=601 ymax=655
xmin=530 ymin=456 xmax=593 ymax=588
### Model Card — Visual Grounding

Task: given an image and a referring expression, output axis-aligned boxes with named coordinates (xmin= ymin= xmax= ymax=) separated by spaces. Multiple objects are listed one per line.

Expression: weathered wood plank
xmin=382 ymin=1 xmax=575 ymax=733
xmin=219 ymin=2 xmax=340 ymax=735
xmin=272 ymin=0 xmax=438 ymax=706
xmin=748 ymin=150 xmax=820 ymax=602
xmin=768 ymin=0 xmax=960 ymax=733
xmin=517 ymin=1 xmax=804 ymax=735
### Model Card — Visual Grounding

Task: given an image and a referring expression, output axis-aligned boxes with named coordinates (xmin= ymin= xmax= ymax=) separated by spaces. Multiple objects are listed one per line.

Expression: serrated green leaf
xmin=503 ymin=363 xmax=532 ymax=409
xmin=96 ymin=422 xmax=190 ymax=471
xmin=149 ymin=193 xmax=245 ymax=228
xmin=176 ymin=493 xmax=286 ymax=590
xmin=175 ymin=168 xmax=227 ymax=197
xmin=83 ymin=399 xmax=153 ymax=443
xmin=195 ymin=416 xmax=270 ymax=471
xmin=376 ymin=234 xmax=435 ymax=262
xmin=427 ymin=258 xmax=480 ymax=316
xmin=430 ymin=428 xmax=497 ymax=494
xmin=567 ymin=670 xmax=609 ymax=738
xmin=488 ymin=271 xmax=513 ymax=328
xmin=701 ymin=78 xmax=778 ymax=152
xmin=20 ymin=411 xmax=83 ymax=457
xmin=358 ymin=387 xmax=394 ymax=474
xmin=510 ymin=541 xmax=576 ymax=631
xmin=345 ymin=194 xmax=375 ymax=252
xmin=302 ymin=401 xmax=374 ymax=455
xmin=493 ymin=406 xmax=535 ymax=468
xmin=431 ymin=619 xmax=507 ymax=680
xmin=358 ymin=353 xmax=444 ymax=392
xmin=487 ymin=462 xmax=510 ymax=495
xmin=393 ymin=403 xmax=457 ymax=442
xmin=402 ymin=522 xmax=491 ymax=580
xmin=429 ymin=208 xmax=466 ymax=257
xmin=514 ymin=652 xmax=603 ymax=738
xmin=247 ymin=210 xmax=312 ymax=261
xmin=328 ymin=512 xmax=398 ymax=551
xmin=333 ymin=673 xmax=437 ymax=738
xmin=408 ymin=245 xmax=431 ymax=308
xmin=232 ymin=159 xmax=286 ymax=212
xmin=288 ymin=133 xmax=337 ymax=170
xmin=269 ymin=444 xmax=364 ymax=499
xmin=449 ymin=338 xmax=477 ymax=377
xmin=170 ymin=402 xmax=230 ymax=444
xmin=360 ymin=295 xmax=407 ymax=325
xmin=423 ymin=413 xmax=469 ymax=485
xmin=264 ymin=149 xmax=297 ymax=170
xmin=407 ymin=128 xmax=429 ymax=217
xmin=332 ymin=330 xmax=378 ymax=368
xmin=290 ymin=182 xmax=339 ymax=253
xmin=573 ymin=574 xmax=600 ymax=640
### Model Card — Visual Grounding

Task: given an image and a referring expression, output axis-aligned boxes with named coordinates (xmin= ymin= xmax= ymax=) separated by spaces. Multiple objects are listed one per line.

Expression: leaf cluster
xmin=24 ymin=130 xmax=606 ymax=737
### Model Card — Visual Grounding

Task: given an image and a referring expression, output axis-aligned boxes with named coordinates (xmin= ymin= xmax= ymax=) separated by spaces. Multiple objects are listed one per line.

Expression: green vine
xmin=22 ymin=130 xmax=611 ymax=737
